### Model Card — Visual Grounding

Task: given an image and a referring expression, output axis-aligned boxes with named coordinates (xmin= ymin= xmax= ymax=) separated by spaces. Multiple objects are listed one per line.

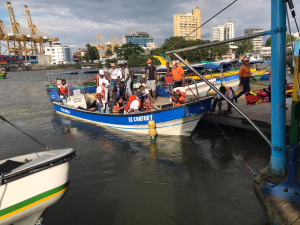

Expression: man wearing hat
xmin=106 ymin=63 xmax=119 ymax=100
xmin=172 ymin=61 xmax=185 ymax=87
xmin=145 ymin=59 xmax=157 ymax=101
xmin=235 ymin=58 xmax=257 ymax=100
xmin=83 ymin=69 xmax=109 ymax=87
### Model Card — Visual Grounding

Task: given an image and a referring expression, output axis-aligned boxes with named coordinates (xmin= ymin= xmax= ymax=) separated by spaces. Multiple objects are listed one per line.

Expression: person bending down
xmin=210 ymin=86 xmax=236 ymax=114
xmin=167 ymin=87 xmax=186 ymax=106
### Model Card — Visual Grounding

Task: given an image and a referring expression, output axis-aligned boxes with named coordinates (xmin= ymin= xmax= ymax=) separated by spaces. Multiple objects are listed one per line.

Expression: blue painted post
xmin=269 ymin=0 xmax=287 ymax=173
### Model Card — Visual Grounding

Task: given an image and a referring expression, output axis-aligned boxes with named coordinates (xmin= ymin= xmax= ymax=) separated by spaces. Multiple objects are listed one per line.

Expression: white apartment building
xmin=212 ymin=25 xmax=225 ymax=41
xmin=45 ymin=42 xmax=72 ymax=65
xmin=212 ymin=20 xmax=235 ymax=41
xmin=244 ymin=29 xmax=264 ymax=51
xmin=224 ymin=21 xmax=235 ymax=40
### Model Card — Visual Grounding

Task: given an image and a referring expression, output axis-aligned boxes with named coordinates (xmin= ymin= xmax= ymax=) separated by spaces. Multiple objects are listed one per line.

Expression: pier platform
xmin=202 ymin=100 xmax=292 ymax=136
xmin=254 ymin=171 xmax=300 ymax=225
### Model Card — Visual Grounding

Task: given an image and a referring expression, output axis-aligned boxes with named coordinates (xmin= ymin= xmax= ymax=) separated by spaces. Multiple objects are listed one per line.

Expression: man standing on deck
xmin=106 ymin=63 xmax=119 ymax=100
xmin=124 ymin=63 xmax=132 ymax=96
xmin=235 ymin=58 xmax=257 ymax=100
xmin=96 ymin=81 xmax=110 ymax=113
xmin=145 ymin=59 xmax=157 ymax=101
xmin=172 ymin=61 xmax=185 ymax=87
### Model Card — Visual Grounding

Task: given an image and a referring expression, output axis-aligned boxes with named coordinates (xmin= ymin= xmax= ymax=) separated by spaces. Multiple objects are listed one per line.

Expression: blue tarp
xmin=203 ymin=62 xmax=233 ymax=70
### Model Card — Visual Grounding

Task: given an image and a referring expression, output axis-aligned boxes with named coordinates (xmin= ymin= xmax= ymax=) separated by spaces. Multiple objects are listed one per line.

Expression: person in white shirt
xmin=106 ymin=63 xmax=119 ymax=100
xmin=96 ymin=82 xmax=110 ymax=113
xmin=124 ymin=63 xmax=132 ymax=96
xmin=117 ymin=64 xmax=124 ymax=82
xmin=124 ymin=92 xmax=142 ymax=114
xmin=98 ymin=70 xmax=109 ymax=86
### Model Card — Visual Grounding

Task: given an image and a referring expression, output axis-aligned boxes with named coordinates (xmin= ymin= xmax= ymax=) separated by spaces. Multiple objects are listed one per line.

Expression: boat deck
xmin=202 ymin=96 xmax=292 ymax=136
xmin=254 ymin=170 xmax=300 ymax=225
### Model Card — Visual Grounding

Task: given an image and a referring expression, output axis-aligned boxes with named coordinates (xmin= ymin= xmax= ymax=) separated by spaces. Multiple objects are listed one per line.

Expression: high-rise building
xmin=122 ymin=31 xmax=154 ymax=47
xmin=224 ymin=19 xmax=235 ymax=40
xmin=45 ymin=42 xmax=72 ymax=65
xmin=244 ymin=29 xmax=264 ymax=50
xmin=173 ymin=7 xmax=201 ymax=40
xmin=212 ymin=19 xmax=235 ymax=42
xmin=212 ymin=25 xmax=225 ymax=41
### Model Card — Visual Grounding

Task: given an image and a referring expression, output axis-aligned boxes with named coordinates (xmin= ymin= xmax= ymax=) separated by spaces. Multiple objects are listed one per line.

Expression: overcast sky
xmin=0 ymin=0 xmax=299 ymax=52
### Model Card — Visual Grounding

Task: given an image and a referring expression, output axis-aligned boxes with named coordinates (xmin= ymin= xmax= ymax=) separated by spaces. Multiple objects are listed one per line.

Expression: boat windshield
xmin=67 ymin=82 xmax=85 ymax=97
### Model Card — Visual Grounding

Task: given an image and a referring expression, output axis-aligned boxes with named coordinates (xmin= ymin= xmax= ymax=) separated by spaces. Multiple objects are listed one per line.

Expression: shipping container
xmin=0 ymin=62 xmax=8 ymax=65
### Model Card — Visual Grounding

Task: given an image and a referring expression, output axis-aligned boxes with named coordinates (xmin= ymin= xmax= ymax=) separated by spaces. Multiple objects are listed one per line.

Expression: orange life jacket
xmin=97 ymin=85 xmax=105 ymax=101
xmin=124 ymin=95 xmax=141 ymax=113
xmin=96 ymin=75 xmax=100 ymax=87
xmin=59 ymin=84 xmax=68 ymax=95
xmin=225 ymin=87 xmax=235 ymax=98
xmin=172 ymin=91 xmax=186 ymax=106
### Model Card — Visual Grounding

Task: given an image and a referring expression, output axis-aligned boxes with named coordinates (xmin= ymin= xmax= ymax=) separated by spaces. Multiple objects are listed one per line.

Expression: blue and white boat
xmin=51 ymin=84 xmax=213 ymax=136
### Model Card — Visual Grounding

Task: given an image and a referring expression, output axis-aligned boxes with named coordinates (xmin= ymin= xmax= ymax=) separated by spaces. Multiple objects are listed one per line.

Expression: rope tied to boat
xmin=0 ymin=115 xmax=52 ymax=151
xmin=185 ymin=84 xmax=258 ymax=177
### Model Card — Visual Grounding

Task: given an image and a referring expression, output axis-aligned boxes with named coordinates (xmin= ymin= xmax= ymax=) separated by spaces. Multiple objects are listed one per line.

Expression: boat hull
xmin=0 ymin=73 xmax=6 ymax=79
xmin=53 ymin=97 xmax=213 ymax=136
xmin=0 ymin=149 xmax=75 ymax=225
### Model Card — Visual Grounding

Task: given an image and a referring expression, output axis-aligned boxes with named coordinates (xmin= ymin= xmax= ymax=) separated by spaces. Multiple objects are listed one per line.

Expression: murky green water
xmin=0 ymin=69 xmax=275 ymax=224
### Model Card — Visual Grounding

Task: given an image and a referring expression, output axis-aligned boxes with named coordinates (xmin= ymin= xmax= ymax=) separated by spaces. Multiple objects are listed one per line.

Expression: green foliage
xmin=236 ymin=40 xmax=253 ymax=55
xmin=73 ymin=63 xmax=82 ymax=69
xmin=265 ymin=38 xmax=271 ymax=47
xmin=105 ymin=58 xmax=118 ymax=67
xmin=114 ymin=43 xmax=145 ymax=60
xmin=265 ymin=33 xmax=297 ymax=47
xmin=149 ymin=36 xmax=229 ymax=63
xmin=97 ymin=61 xmax=103 ymax=68
xmin=85 ymin=44 xmax=100 ymax=61
xmin=127 ymin=54 xmax=160 ymax=67
xmin=106 ymin=49 xmax=112 ymax=57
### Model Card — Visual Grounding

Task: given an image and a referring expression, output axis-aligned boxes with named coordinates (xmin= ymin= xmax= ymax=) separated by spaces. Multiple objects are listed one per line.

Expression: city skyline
xmin=0 ymin=0 xmax=299 ymax=52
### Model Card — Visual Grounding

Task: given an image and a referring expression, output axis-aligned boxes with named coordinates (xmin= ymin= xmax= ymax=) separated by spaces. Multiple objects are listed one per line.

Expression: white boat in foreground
xmin=0 ymin=148 xmax=75 ymax=225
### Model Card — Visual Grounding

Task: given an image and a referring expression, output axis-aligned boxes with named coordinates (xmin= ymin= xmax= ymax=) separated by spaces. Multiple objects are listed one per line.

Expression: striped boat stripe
xmin=0 ymin=181 xmax=70 ymax=220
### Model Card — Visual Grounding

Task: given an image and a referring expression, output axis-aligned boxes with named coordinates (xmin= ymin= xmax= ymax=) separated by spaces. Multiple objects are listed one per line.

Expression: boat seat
xmin=0 ymin=160 xmax=25 ymax=174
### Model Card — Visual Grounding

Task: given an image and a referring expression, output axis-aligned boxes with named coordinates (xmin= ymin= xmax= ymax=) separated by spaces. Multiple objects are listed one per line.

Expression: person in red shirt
xmin=235 ymin=58 xmax=257 ymax=100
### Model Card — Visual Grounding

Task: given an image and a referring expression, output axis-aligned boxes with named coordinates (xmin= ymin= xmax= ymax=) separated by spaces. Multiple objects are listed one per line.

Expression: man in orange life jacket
xmin=96 ymin=81 xmax=110 ymax=113
xmin=210 ymin=86 xmax=236 ymax=114
xmin=167 ymin=87 xmax=186 ymax=106
xmin=57 ymin=79 xmax=68 ymax=106
xmin=124 ymin=91 xmax=142 ymax=114
xmin=234 ymin=58 xmax=257 ymax=100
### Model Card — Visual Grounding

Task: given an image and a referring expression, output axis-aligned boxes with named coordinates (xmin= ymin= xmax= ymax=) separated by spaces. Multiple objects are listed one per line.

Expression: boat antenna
xmin=0 ymin=115 xmax=52 ymax=151
xmin=167 ymin=0 xmax=238 ymax=52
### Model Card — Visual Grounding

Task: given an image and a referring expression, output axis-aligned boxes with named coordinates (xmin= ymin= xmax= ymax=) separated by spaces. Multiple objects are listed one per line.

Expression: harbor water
xmin=0 ymin=70 xmax=273 ymax=224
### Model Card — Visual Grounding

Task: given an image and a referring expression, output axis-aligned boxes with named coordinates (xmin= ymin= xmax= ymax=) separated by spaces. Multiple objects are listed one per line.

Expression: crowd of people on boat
xmin=57 ymin=56 xmax=270 ymax=116
xmin=56 ymin=59 xmax=187 ymax=114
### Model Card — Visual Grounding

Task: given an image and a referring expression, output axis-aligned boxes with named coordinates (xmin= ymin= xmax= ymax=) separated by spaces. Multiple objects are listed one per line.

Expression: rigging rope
xmin=185 ymin=84 xmax=257 ymax=177
xmin=167 ymin=0 xmax=238 ymax=52
xmin=0 ymin=115 xmax=52 ymax=150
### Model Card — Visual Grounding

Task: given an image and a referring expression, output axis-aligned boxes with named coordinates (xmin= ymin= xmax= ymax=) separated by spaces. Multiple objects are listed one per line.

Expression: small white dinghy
xmin=0 ymin=149 xmax=75 ymax=225
xmin=0 ymin=116 xmax=76 ymax=225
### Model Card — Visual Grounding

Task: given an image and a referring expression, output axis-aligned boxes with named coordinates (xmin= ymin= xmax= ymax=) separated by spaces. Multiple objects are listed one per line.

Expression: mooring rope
xmin=185 ymin=84 xmax=257 ymax=176
xmin=0 ymin=115 xmax=52 ymax=150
